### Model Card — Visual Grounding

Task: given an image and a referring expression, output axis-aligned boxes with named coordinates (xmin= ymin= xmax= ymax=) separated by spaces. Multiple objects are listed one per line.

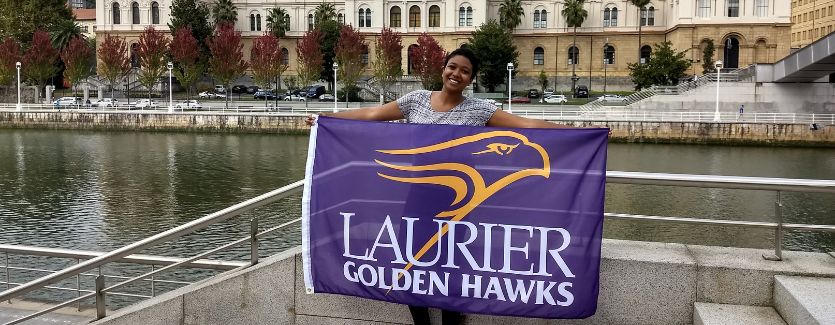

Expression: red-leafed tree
xmin=22 ymin=30 xmax=59 ymax=102
xmin=372 ymin=27 xmax=402 ymax=102
xmin=207 ymin=23 xmax=248 ymax=110
xmin=97 ymin=34 xmax=130 ymax=99
xmin=250 ymin=34 xmax=283 ymax=107
xmin=136 ymin=26 xmax=170 ymax=101
xmin=410 ymin=33 xmax=446 ymax=90
xmin=0 ymin=37 xmax=22 ymax=97
xmin=296 ymin=29 xmax=323 ymax=107
xmin=169 ymin=26 xmax=204 ymax=101
xmin=334 ymin=25 xmax=367 ymax=103
xmin=60 ymin=36 xmax=94 ymax=97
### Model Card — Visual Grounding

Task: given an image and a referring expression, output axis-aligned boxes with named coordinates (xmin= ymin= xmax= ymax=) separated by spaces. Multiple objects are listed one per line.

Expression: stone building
xmin=95 ymin=0 xmax=790 ymax=91
xmin=790 ymin=0 xmax=835 ymax=48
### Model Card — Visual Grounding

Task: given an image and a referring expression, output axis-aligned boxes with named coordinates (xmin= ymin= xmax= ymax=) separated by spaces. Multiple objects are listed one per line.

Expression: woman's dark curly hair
xmin=444 ymin=47 xmax=481 ymax=79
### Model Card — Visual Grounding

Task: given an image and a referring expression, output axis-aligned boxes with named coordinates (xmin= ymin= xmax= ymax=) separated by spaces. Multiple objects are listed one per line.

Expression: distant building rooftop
xmin=73 ymin=9 xmax=95 ymax=21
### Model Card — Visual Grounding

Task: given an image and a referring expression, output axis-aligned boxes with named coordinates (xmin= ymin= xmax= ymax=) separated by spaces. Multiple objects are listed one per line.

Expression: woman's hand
xmin=305 ymin=114 xmax=320 ymax=126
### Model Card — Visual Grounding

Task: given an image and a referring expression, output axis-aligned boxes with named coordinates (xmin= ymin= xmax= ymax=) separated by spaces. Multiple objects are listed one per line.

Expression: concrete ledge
xmin=693 ymin=303 xmax=785 ymax=325
xmin=773 ymin=275 xmax=835 ymax=325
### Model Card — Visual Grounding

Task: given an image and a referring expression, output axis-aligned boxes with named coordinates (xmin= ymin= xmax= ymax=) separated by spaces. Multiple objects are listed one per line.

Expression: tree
xmin=135 ymin=27 xmax=170 ymax=101
xmin=318 ymin=18 xmax=341 ymax=88
xmin=498 ymin=0 xmax=525 ymax=31
xmin=538 ymin=70 xmax=549 ymax=98
xmin=250 ymin=34 xmax=283 ymax=107
xmin=631 ymin=0 xmax=651 ymax=63
xmin=266 ymin=8 xmax=290 ymax=38
xmin=169 ymin=27 xmax=204 ymax=101
xmin=562 ymin=0 xmax=587 ymax=97
xmin=372 ymin=27 xmax=403 ymax=102
xmin=314 ymin=3 xmax=337 ymax=26
xmin=0 ymin=37 xmax=21 ymax=96
xmin=410 ymin=33 xmax=445 ymax=91
xmin=468 ymin=20 xmax=518 ymax=92
xmin=628 ymin=41 xmax=691 ymax=90
xmin=211 ymin=0 xmax=238 ymax=25
xmin=296 ymin=29 xmax=324 ymax=107
xmin=22 ymin=30 xmax=59 ymax=102
xmin=335 ymin=25 xmax=367 ymax=103
xmin=50 ymin=19 xmax=84 ymax=51
xmin=60 ymin=36 xmax=94 ymax=96
xmin=207 ymin=23 xmax=247 ymax=110
xmin=0 ymin=0 xmax=73 ymax=46
xmin=702 ymin=39 xmax=716 ymax=74
xmin=97 ymin=35 xmax=130 ymax=99
xmin=169 ymin=0 xmax=213 ymax=54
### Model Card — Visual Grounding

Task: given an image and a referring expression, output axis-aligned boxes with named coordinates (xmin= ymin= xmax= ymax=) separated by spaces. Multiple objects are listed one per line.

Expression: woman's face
xmin=442 ymin=55 xmax=474 ymax=93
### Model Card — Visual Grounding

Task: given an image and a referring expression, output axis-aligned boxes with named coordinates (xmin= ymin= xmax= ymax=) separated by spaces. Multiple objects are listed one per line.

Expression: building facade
xmin=790 ymin=0 xmax=835 ymax=48
xmin=96 ymin=0 xmax=790 ymax=91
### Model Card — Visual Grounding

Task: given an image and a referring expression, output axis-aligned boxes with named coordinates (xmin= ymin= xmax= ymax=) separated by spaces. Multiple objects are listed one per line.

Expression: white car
xmin=198 ymin=91 xmax=216 ymax=99
xmin=134 ymin=99 xmax=159 ymax=109
xmin=284 ymin=94 xmax=306 ymax=101
xmin=597 ymin=94 xmax=627 ymax=103
xmin=175 ymin=100 xmax=202 ymax=109
xmin=482 ymin=98 xmax=500 ymax=107
xmin=95 ymin=98 xmax=119 ymax=108
xmin=543 ymin=95 xmax=568 ymax=104
xmin=53 ymin=97 xmax=79 ymax=107
xmin=214 ymin=85 xmax=226 ymax=94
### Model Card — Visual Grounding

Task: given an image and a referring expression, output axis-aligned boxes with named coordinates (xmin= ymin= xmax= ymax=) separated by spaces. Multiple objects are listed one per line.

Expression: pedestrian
xmin=306 ymin=47 xmax=605 ymax=325
xmin=738 ymin=104 xmax=744 ymax=121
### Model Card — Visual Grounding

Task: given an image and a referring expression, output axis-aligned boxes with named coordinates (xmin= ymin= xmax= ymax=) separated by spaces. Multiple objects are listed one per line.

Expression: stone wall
xmin=0 ymin=111 xmax=832 ymax=146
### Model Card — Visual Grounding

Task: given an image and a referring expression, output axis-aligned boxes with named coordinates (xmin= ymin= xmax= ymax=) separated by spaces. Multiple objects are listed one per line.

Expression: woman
xmin=306 ymin=48 xmax=587 ymax=325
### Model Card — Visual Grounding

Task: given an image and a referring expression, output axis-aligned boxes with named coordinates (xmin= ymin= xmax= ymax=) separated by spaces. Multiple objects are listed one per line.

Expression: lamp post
xmin=506 ymin=62 xmax=514 ymax=113
xmin=332 ymin=62 xmax=339 ymax=113
xmin=603 ymin=38 xmax=609 ymax=94
xmin=167 ymin=62 xmax=173 ymax=113
xmin=15 ymin=61 xmax=21 ymax=111
xmin=714 ymin=60 xmax=723 ymax=122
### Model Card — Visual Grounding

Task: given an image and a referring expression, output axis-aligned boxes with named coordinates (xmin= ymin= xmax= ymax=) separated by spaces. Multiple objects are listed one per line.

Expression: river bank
xmin=0 ymin=111 xmax=832 ymax=146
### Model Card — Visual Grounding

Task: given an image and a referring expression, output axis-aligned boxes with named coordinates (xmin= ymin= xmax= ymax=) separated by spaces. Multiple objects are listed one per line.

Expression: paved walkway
xmin=0 ymin=300 xmax=94 ymax=325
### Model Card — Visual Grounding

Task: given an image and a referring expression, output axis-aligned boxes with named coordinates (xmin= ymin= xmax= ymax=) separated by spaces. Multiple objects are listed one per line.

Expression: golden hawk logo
xmin=374 ymin=130 xmax=551 ymax=276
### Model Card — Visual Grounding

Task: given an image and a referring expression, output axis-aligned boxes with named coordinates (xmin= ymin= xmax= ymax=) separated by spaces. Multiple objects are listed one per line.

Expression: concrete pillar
xmin=83 ymin=85 xmax=90 ymax=103
xmin=45 ymin=86 xmax=53 ymax=103
xmin=98 ymin=86 xmax=105 ymax=100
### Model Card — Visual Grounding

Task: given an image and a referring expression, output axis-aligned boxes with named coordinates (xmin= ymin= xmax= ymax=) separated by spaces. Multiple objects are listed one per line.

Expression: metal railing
xmin=1 ymin=173 xmax=834 ymax=324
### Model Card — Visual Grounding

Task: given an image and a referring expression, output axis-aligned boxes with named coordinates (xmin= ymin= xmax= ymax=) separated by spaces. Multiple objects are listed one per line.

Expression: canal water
xmin=1 ymin=129 xmax=833 ymax=258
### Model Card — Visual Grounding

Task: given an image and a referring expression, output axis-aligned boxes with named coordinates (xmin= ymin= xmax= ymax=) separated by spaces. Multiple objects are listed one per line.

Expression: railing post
xmin=250 ymin=218 xmax=259 ymax=266
xmin=95 ymin=275 xmax=106 ymax=319
xmin=76 ymin=258 xmax=81 ymax=311
xmin=4 ymin=252 xmax=9 ymax=304
xmin=150 ymin=265 xmax=155 ymax=297
xmin=763 ymin=191 xmax=784 ymax=261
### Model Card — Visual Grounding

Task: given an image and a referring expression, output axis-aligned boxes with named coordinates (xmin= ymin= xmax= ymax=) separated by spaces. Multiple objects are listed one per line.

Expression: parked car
xmin=506 ymin=96 xmax=531 ymax=104
xmin=231 ymin=85 xmax=247 ymax=93
xmin=575 ymin=85 xmax=589 ymax=98
xmin=528 ymin=89 xmax=540 ymax=98
xmin=596 ymin=94 xmax=627 ymax=103
xmin=254 ymin=90 xmax=277 ymax=100
xmin=95 ymin=98 xmax=119 ymax=108
xmin=543 ymin=94 xmax=568 ymax=104
xmin=198 ymin=91 xmax=216 ymax=99
xmin=543 ymin=89 xmax=555 ymax=98
xmin=175 ymin=100 xmax=202 ymax=110
xmin=134 ymin=99 xmax=159 ymax=109
xmin=53 ymin=97 xmax=79 ymax=107
xmin=214 ymin=92 xmax=227 ymax=99
xmin=482 ymin=98 xmax=500 ymax=107
xmin=319 ymin=93 xmax=335 ymax=101
xmin=306 ymin=85 xmax=326 ymax=98
xmin=214 ymin=85 xmax=226 ymax=94
xmin=246 ymin=85 xmax=260 ymax=94
xmin=284 ymin=94 xmax=307 ymax=101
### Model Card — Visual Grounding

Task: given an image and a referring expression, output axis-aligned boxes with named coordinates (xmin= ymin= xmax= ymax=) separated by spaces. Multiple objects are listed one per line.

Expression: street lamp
xmin=506 ymin=62 xmax=514 ymax=113
xmin=167 ymin=62 xmax=173 ymax=113
xmin=714 ymin=60 xmax=723 ymax=122
xmin=15 ymin=61 xmax=21 ymax=111
xmin=332 ymin=62 xmax=338 ymax=113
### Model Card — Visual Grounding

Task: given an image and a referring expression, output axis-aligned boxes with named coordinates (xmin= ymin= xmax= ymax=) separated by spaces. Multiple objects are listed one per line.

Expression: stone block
xmin=773 ymin=275 xmax=835 ymax=325
xmin=88 ymin=294 xmax=183 ymax=325
xmin=693 ymin=302 xmax=785 ymax=325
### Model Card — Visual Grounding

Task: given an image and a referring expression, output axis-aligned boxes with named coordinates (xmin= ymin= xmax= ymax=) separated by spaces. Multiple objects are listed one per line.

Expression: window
xmin=257 ymin=14 xmax=262 ymax=31
xmin=568 ymin=46 xmax=579 ymax=65
xmin=604 ymin=45 xmax=615 ymax=64
xmin=250 ymin=14 xmax=256 ymax=31
xmin=390 ymin=7 xmax=401 ymax=27
xmin=338 ymin=13 xmax=344 ymax=24
xmin=459 ymin=7 xmax=466 ymax=26
xmin=308 ymin=13 xmax=314 ymax=30
xmin=151 ymin=2 xmax=159 ymax=24
xmin=534 ymin=9 xmax=547 ymax=28
xmin=647 ymin=6 xmax=654 ymax=25
xmin=281 ymin=48 xmax=289 ymax=65
xmin=359 ymin=9 xmax=366 ymax=27
xmin=466 ymin=7 xmax=472 ymax=26
xmin=132 ymin=2 xmax=139 ymax=24
xmin=697 ymin=0 xmax=710 ymax=17
xmin=362 ymin=47 xmax=369 ymax=65
xmin=429 ymin=5 xmax=440 ymax=27
xmin=754 ymin=0 xmax=768 ymax=16
xmin=603 ymin=8 xmax=610 ymax=27
xmin=284 ymin=14 xmax=290 ymax=31
xmin=534 ymin=47 xmax=544 ymax=65
xmin=640 ymin=7 xmax=647 ymax=25
xmin=640 ymin=45 xmax=652 ymax=63
xmin=365 ymin=9 xmax=372 ymax=27
xmin=611 ymin=8 xmax=618 ymax=26
xmin=540 ymin=9 xmax=547 ymax=27
xmin=409 ymin=6 xmax=420 ymax=28
xmin=727 ymin=0 xmax=739 ymax=17
xmin=112 ymin=2 xmax=120 ymax=24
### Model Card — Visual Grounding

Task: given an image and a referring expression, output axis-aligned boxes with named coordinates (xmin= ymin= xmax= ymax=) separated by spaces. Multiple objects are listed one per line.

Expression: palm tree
xmin=50 ymin=19 xmax=84 ymax=51
xmin=631 ymin=0 xmax=651 ymax=63
xmin=561 ymin=0 xmax=587 ymax=98
xmin=314 ymin=2 xmax=336 ymax=26
xmin=212 ymin=0 xmax=238 ymax=25
xmin=266 ymin=8 xmax=290 ymax=38
xmin=498 ymin=0 xmax=525 ymax=30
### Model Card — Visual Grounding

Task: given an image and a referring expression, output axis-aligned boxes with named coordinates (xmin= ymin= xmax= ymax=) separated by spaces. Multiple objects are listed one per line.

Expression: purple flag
xmin=302 ymin=117 xmax=607 ymax=319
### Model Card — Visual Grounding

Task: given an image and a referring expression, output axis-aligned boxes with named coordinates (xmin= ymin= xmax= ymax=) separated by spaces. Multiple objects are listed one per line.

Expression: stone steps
xmin=773 ymin=275 xmax=835 ymax=325
xmin=693 ymin=302 xmax=786 ymax=325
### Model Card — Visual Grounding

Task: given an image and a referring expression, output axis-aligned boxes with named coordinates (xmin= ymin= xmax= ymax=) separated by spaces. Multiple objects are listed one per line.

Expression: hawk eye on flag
xmin=302 ymin=117 xmax=608 ymax=319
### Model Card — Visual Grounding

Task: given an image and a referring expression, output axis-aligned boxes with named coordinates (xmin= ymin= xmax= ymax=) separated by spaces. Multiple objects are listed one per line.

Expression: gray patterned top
xmin=396 ymin=90 xmax=497 ymax=126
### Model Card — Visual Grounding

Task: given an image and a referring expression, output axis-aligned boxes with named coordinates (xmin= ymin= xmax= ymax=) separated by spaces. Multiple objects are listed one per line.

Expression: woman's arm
xmin=306 ymin=101 xmax=404 ymax=125
xmin=487 ymin=110 xmax=574 ymax=129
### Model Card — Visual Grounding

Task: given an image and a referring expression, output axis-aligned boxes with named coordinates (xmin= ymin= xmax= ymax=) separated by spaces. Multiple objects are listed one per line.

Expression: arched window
xmin=647 ymin=7 xmax=654 ymax=25
xmin=568 ymin=46 xmax=579 ymax=65
xmin=429 ymin=5 xmax=440 ymax=27
xmin=603 ymin=8 xmax=610 ymax=27
xmin=359 ymin=9 xmax=366 ymax=27
xmin=534 ymin=10 xmax=541 ymax=28
xmin=281 ymin=48 xmax=289 ymax=65
xmin=466 ymin=7 xmax=472 ymax=26
xmin=611 ymin=8 xmax=618 ymax=26
xmin=604 ymin=45 xmax=615 ymax=64
xmin=131 ymin=2 xmax=140 ymax=24
xmin=459 ymin=7 xmax=466 ymax=26
xmin=151 ymin=2 xmax=159 ymax=24
xmin=112 ymin=3 xmax=120 ymax=24
xmin=697 ymin=0 xmax=710 ymax=17
xmin=409 ymin=6 xmax=421 ymax=28
xmin=640 ymin=45 xmax=652 ymax=63
xmin=365 ymin=9 xmax=372 ymax=27
xmin=533 ymin=9 xmax=546 ymax=28
xmin=308 ymin=13 xmax=314 ymax=30
xmin=338 ymin=13 xmax=344 ymax=24
xmin=640 ymin=7 xmax=647 ymax=25
xmin=390 ymin=7 xmax=401 ymax=27
xmin=755 ymin=0 xmax=769 ymax=16
xmin=723 ymin=37 xmax=740 ymax=68
xmin=250 ymin=14 xmax=256 ymax=31
xmin=533 ymin=47 xmax=545 ymax=65
xmin=361 ymin=47 xmax=369 ymax=65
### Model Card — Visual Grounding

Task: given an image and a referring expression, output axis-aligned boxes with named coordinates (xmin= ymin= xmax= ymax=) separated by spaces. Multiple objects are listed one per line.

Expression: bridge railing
xmin=1 ymin=173 xmax=834 ymax=324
